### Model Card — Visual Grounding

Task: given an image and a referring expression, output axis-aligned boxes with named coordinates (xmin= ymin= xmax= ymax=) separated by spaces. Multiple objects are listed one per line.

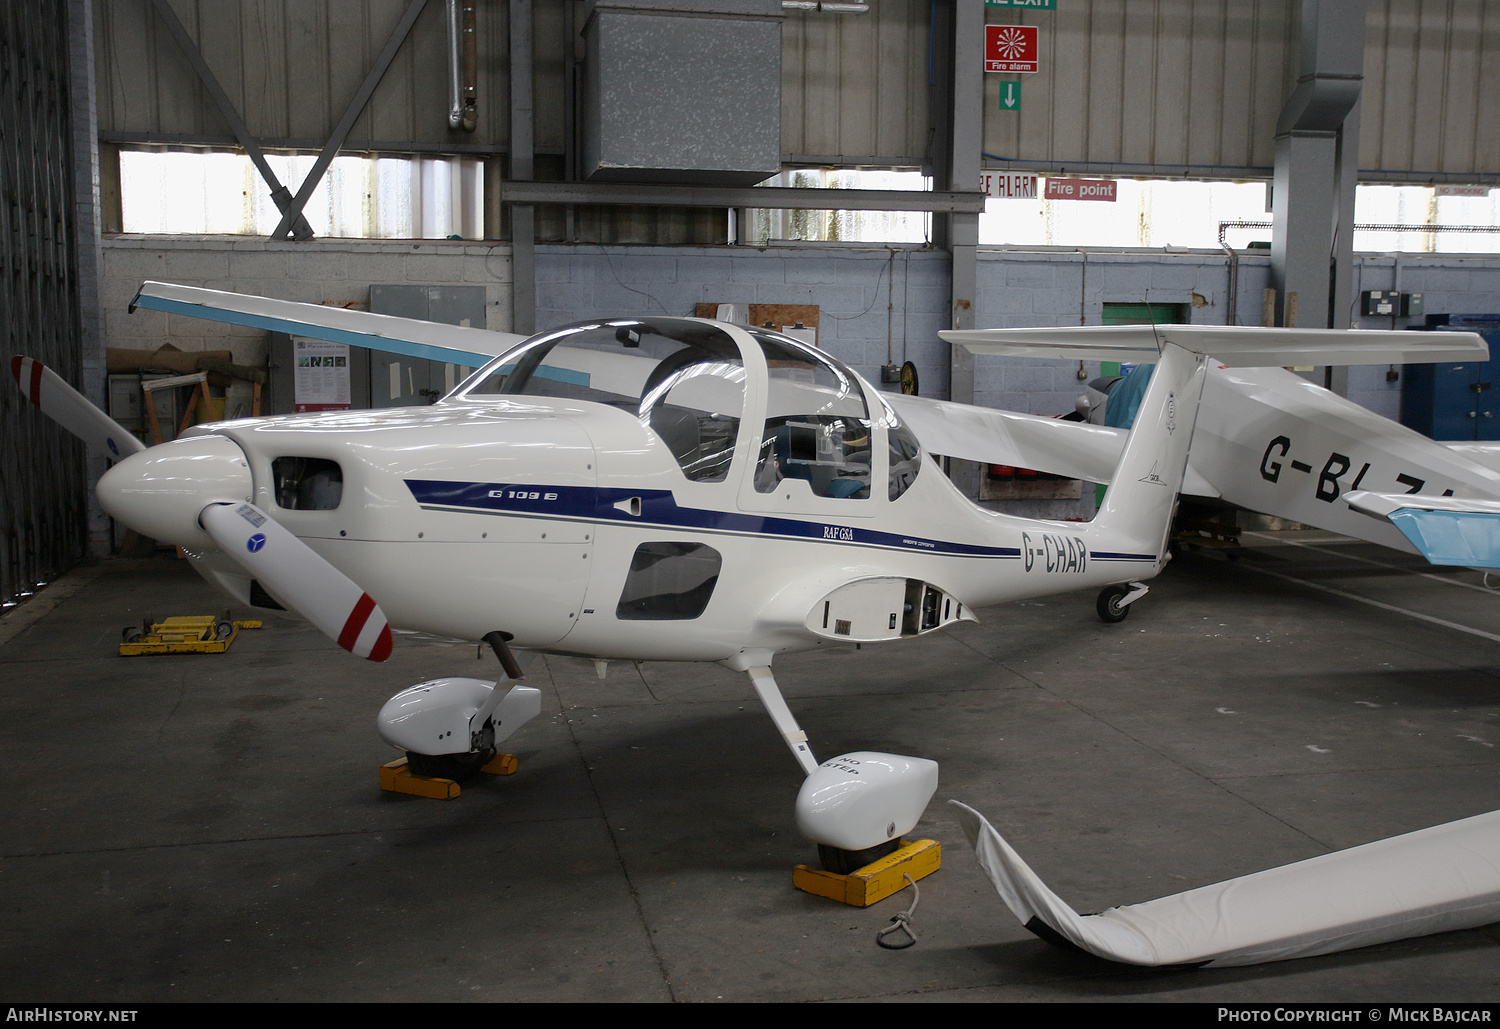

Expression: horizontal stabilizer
xmin=133 ymin=281 xmax=524 ymax=369
xmin=1345 ymin=490 xmax=1500 ymax=568
xmin=1444 ymin=442 xmax=1500 ymax=474
xmin=953 ymin=800 xmax=1500 ymax=967
xmin=941 ymin=324 xmax=1487 ymax=367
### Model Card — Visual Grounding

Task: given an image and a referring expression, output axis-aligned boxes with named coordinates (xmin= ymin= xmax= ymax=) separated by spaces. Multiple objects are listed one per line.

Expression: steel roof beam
xmin=498 ymin=181 xmax=984 ymax=213
xmin=146 ymin=0 xmax=314 ymax=241
xmin=269 ymin=0 xmax=430 ymax=241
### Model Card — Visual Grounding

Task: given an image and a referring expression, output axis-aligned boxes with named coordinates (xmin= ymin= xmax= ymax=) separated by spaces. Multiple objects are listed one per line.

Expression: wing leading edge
xmin=132 ymin=281 xmax=525 ymax=368
xmin=940 ymin=324 xmax=1488 ymax=367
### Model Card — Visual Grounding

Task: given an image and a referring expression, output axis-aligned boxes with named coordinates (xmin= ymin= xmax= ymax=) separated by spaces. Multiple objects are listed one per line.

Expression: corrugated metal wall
xmin=980 ymin=0 xmax=1298 ymax=177
xmin=95 ymin=0 xmax=563 ymax=155
xmin=0 ymin=1 xmax=89 ymax=611
xmin=780 ymin=1 xmax=931 ymax=165
xmin=96 ymin=0 xmax=937 ymax=167
xmin=1362 ymin=0 xmax=1500 ymax=181
xmin=980 ymin=0 xmax=1500 ymax=183
xmin=93 ymin=1 xmax=1500 ymax=186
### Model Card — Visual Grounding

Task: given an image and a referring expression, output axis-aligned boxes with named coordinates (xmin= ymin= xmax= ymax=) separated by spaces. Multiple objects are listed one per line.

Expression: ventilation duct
xmin=582 ymin=0 xmax=783 ymax=186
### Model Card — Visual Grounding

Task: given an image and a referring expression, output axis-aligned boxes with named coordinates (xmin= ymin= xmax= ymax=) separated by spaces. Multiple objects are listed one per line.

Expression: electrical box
xmin=1362 ymin=291 xmax=1424 ymax=317
xmin=582 ymin=0 xmax=782 ymax=185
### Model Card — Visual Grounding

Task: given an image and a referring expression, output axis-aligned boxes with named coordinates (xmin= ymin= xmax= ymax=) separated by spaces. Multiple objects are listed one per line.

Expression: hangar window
xmin=745 ymin=168 xmax=931 ymax=244
xmin=977 ymin=178 xmax=1500 ymax=254
xmin=751 ymin=333 xmax=871 ymax=500
xmin=118 ymin=149 xmax=483 ymax=239
xmin=616 ymin=542 xmax=722 ymax=620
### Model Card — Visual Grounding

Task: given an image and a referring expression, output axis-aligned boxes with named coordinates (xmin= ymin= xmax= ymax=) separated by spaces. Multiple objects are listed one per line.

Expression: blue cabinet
xmin=1400 ymin=318 xmax=1500 ymax=441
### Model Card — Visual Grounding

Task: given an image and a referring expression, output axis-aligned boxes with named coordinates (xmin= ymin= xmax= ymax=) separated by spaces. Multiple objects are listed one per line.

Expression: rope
xmin=874 ymin=874 xmax=920 ymax=949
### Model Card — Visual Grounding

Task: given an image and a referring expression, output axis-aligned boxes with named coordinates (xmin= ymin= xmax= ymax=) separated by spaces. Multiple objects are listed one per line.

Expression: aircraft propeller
xmin=198 ymin=501 xmax=393 ymax=661
xmin=9 ymin=356 xmax=393 ymax=662
xmin=11 ymin=355 xmax=146 ymax=461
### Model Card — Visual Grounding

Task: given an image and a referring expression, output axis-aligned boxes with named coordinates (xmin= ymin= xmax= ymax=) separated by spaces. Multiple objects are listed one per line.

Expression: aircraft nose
xmin=97 ymin=434 xmax=254 ymax=548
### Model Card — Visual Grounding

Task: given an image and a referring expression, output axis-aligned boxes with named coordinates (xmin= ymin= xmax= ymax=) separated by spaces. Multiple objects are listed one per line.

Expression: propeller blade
xmin=199 ymin=501 xmax=394 ymax=662
xmin=10 ymin=356 xmax=147 ymax=460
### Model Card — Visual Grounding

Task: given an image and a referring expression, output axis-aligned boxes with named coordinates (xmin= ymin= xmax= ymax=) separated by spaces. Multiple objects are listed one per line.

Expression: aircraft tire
xmin=405 ymin=748 xmax=494 ymax=782
xmin=1096 ymin=585 xmax=1131 ymax=624
xmin=818 ymin=839 xmax=901 ymax=876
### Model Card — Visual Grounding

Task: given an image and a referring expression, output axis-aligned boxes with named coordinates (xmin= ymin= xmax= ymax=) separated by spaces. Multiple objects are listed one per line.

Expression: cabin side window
xmin=616 ymin=542 xmax=722 ymax=620
xmin=887 ymin=413 xmax=922 ymax=501
xmin=751 ymin=336 xmax=871 ymax=500
xmin=272 ymin=457 xmax=343 ymax=510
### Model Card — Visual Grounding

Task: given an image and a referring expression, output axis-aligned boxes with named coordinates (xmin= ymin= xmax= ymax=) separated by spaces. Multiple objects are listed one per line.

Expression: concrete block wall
xmin=1349 ymin=254 xmax=1500 ymax=421
xmin=100 ymin=236 xmax=1500 ymax=448
xmin=534 ymin=244 xmax=952 ymax=395
xmin=970 ymin=248 xmax=1273 ymax=417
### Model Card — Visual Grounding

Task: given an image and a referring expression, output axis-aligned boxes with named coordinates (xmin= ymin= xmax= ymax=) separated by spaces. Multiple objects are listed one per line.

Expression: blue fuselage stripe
xmin=405 ymin=479 xmax=1024 ymax=559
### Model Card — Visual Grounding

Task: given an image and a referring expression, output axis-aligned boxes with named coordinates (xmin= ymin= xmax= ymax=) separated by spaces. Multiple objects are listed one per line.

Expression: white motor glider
xmin=7 ymin=283 xmax=1483 ymax=871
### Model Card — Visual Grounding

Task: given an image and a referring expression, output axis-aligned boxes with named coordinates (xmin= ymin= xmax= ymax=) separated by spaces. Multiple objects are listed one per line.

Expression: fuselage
xmin=1193 ymin=364 xmax=1500 ymax=552
xmin=150 ymin=319 xmax=1167 ymax=664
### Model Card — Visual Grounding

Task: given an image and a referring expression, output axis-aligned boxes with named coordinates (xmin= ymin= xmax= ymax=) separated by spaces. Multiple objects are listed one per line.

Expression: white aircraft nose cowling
xmin=97 ymin=434 xmax=252 ymax=549
xmin=795 ymin=752 xmax=939 ymax=851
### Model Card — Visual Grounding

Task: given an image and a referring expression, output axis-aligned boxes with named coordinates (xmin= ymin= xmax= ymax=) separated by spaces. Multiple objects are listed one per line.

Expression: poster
xmin=293 ymin=338 xmax=351 ymax=413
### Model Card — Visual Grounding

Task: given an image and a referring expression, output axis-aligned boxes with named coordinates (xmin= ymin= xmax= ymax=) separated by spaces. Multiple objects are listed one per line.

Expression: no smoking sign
xmin=985 ymin=24 xmax=1038 ymax=74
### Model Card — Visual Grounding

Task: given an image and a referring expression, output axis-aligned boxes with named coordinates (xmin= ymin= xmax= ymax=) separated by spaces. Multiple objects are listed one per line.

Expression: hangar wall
xmin=0 ymin=1 xmax=94 ymax=608
xmin=96 ymin=1 xmax=1500 ymax=184
xmin=99 ymin=237 xmax=1500 ymax=429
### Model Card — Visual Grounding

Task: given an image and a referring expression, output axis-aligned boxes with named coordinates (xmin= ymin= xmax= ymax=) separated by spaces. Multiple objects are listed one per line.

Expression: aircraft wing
xmin=131 ymin=281 xmax=525 ymax=368
xmin=883 ymin=392 xmax=1124 ymax=483
xmin=1443 ymin=442 xmax=1500 ymax=474
xmin=1345 ymin=490 xmax=1500 ymax=568
xmin=882 ymin=392 xmax=1220 ymax=496
xmin=952 ymin=800 xmax=1500 ymax=967
xmin=941 ymin=324 xmax=1487 ymax=366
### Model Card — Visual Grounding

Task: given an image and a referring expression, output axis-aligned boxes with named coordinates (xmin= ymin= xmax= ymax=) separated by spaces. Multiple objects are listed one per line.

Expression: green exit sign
xmin=986 ymin=0 xmax=1057 ymax=8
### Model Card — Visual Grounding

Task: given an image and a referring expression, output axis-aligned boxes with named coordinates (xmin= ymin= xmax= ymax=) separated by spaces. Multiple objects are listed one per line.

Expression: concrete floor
xmin=3 ymin=531 xmax=1500 ymax=1002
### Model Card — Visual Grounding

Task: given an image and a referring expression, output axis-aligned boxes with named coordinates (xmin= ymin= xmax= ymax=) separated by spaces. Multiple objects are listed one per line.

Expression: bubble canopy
xmin=452 ymin=318 xmax=919 ymax=498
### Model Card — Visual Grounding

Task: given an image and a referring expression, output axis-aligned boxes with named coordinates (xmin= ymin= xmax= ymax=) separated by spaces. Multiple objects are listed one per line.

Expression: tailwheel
xmin=818 ymin=839 xmax=902 ymax=876
xmin=404 ymin=748 xmax=495 ymax=782
xmin=1096 ymin=584 xmax=1132 ymax=623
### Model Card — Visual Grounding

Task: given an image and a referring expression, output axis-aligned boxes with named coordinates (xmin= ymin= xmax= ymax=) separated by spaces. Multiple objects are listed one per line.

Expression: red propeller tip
xmin=369 ymin=625 xmax=394 ymax=663
xmin=12 ymin=357 xmax=42 ymax=407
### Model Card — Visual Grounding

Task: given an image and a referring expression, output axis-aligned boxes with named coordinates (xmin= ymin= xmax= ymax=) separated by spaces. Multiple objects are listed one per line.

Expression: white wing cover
xmin=952 ymin=800 xmax=1500 ymax=967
